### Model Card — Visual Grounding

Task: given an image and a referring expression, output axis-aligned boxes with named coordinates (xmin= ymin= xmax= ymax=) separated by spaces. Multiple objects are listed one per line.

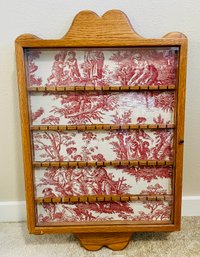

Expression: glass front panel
xmin=24 ymin=46 xmax=178 ymax=225
xmin=36 ymin=201 xmax=171 ymax=225
xmin=34 ymin=166 xmax=172 ymax=197
xmin=30 ymin=91 xmax=175 ymax=125
xmin=25 ymin=47 xmax=178 ymax=87
xmin=32 ymin=129 xmax=173 ymax=162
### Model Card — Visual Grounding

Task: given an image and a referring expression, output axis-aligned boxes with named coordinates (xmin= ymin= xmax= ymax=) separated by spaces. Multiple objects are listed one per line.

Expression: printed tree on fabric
xmin=33 ymin=131 xmax=76 ymax=161
xmin=152 ymin=115 xmax=174 ymax=160
xmin=135 ymin=184 xmax=171 ymax=221
xmin=43 ymin=92 xmax=118 ymax=125
xmin=121 ymin=166 xmax=172 ymax=184
xmin=26 ymin=50 xmax=42 ymax=86
xmin=102 ymin=129 xmax=173 ymax=162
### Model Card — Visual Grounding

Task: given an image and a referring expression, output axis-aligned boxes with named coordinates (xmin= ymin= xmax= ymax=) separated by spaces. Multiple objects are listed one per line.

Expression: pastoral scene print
xmin=34 ymin=166 xmax=172 ymax=197
xmin=36 ymin=200 xmax=172 ymax=225
xmin=25 ymin=47 xmax=179 ymax=87
xmin=33 ymin=129 xmax=173 ymax=162
xmin=30 ymin=91 xmax=175 ymax=126
xmin=27 ymin=47 xmax=176 ymax=225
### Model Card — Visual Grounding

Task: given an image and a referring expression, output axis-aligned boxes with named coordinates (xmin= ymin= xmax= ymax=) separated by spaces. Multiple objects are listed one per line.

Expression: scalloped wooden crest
xmin=16 ymin=10 xmax=186 ymax=42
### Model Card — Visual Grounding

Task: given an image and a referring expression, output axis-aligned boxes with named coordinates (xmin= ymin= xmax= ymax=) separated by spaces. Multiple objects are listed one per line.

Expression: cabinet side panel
xmin=173 ymin=41 xmax=188 ymax=229
xmin=16 ymin=43 xmax=35 ymax=232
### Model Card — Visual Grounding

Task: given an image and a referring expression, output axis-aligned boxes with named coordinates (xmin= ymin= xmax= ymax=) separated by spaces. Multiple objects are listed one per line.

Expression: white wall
xmin=0 ymin=0 xmax=200 ymax=202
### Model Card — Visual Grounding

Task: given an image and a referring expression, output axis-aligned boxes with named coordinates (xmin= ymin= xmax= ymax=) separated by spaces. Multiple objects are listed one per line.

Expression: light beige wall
xmin=0 ymin=0 xmax=199 ymax=201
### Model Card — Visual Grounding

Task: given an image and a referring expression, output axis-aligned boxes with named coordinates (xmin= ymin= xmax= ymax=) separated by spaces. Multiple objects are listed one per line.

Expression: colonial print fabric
xmin=25 ymin=47 xmax=177 ymax=224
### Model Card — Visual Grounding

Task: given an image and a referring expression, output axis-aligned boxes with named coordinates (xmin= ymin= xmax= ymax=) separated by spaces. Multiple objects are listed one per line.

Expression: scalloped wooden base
xmin=75 ymin=232 xmax=132 ymax=251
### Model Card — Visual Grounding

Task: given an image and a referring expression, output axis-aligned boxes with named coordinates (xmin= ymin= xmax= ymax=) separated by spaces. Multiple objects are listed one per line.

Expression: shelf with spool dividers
xmin=35 ymin=194 xmax=173 ymax=204
xmin=33 ymin=159 xmax=174 ymax=168
xmin=30 ymin=123 xmax=175 ymax=132
xmin=28 ymin=84 xmax=176 ymax=92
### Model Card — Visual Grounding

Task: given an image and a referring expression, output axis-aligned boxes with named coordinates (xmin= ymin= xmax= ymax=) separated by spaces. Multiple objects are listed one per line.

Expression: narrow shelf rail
xmin=28 ymin=85 xmax=176 ymax=92
xmin=30 ymin=123 xmax=175 ymax=131
xmin=35 ymin=194 xmax=173 ymax=204
xmin=33 ymin=160 xmax=174 ymax=167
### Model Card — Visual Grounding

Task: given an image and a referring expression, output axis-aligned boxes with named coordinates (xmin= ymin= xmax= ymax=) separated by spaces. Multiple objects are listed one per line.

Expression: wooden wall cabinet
xmin=15 ymin=10 xmax=187 ymax=251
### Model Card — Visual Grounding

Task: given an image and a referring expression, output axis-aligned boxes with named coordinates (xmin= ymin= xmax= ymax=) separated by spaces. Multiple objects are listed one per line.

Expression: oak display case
xmin=15 ymin=10 xmax=187 ymax=251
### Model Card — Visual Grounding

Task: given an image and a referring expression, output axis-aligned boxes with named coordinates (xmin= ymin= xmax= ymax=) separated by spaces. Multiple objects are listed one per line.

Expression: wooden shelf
xmin=28 ymin=85 xmax=176 ymax=92
xmin=35 ymin=194 xmax=173 ymax=204
xmin=30 ymin=123 xmax=175 ymax=131
xmin=33 ymin=160 xmax=174 ymax=168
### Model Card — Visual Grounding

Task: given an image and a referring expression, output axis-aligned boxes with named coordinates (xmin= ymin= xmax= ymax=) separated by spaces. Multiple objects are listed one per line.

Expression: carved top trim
xmin=15 ymin=10 xmax=187 ymax=44
xmin=62 ymin=10 xmax=142 ymax=40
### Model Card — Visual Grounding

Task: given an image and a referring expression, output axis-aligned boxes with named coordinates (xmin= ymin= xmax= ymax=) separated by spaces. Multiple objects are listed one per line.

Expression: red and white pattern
xmin=34 ymin=166 xmax=172 ymax=197
xmin=25 ymin=47 xmax=178 ymax=87
xmin=33 ymin=129 xmax=173 ymax=162
xmin=30 ymin=91 xmax=174 ymax=125
xmin=37 ymin=200 xmax=171 ymax=224
xmin=26 ymin=47 xmax=176 ymax=225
